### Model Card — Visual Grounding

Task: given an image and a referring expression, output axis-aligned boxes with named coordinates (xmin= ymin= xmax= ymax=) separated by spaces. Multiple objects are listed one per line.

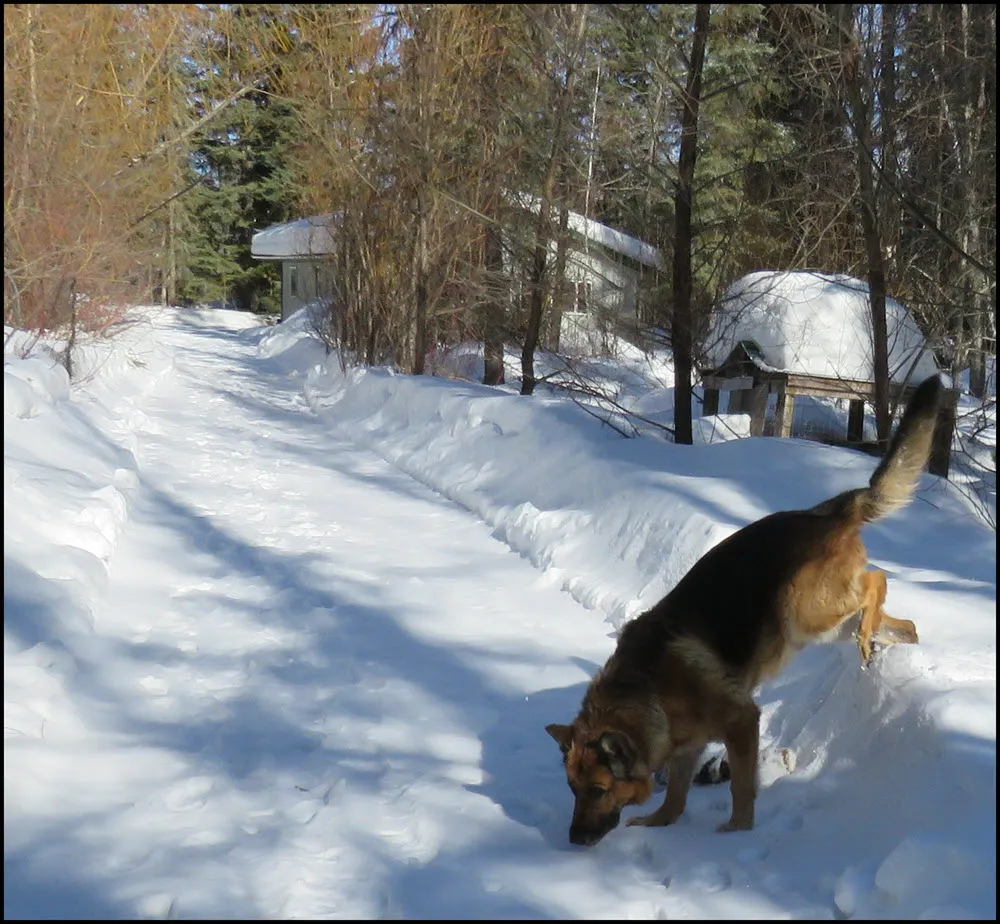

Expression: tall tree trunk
xmin=474 ymin=11 xmax=508 ymax=387
xmin=14 ymin=5 xmax=39 ymax=216
xmin=8 ymin=4 xmax=40 ymax=327
xmin=482 ymin=219 xmax=506 ymax=385
xmin=521 ymin=4 xmax=588 ymax=396
xmin=520 ymin=210 xmax=550 ymax=395
xmin=413 ymin=186 xmax=430 ymax=374
xmin=406 ymin=8 xmax=436 ymax=376
xmin=549 ymin=206 xmax=571 ymax=351
xmin=957 ymin=4 xmax=990 ymax=398
xmin=838 ymin=5 xmax=891 ymax=441
xmin=671 ymin=3 xmax=710 ymax=445
xmin=166 ymin=196 xmax=178 ymax=307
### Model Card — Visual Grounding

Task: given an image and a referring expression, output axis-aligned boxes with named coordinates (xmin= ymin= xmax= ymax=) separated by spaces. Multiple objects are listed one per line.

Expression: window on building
xmin=288 ymin=264 xmax=299 ymax=298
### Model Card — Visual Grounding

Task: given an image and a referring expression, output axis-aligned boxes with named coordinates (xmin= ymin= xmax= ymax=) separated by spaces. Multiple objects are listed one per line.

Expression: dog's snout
xmin=569 ymin=826 xmax=601 ymax=847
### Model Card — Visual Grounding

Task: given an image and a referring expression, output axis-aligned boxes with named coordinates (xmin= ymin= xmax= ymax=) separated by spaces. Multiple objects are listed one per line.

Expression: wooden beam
xmin=782 ymin=373 xmax=930 ymax=404
xmin=696 ymin=370 xmax=957 ymax=474
xmin=847 ymin=399 xmax=866 ymax=443
xmin=700 ymin=375 xmax=755 ymax=392
xmin=774 ymin=391 xmax=795 ymax=438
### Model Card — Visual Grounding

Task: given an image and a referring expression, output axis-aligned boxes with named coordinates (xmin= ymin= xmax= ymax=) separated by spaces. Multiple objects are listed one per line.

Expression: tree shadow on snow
xmin=5 ymin=465 xmax=616 ymax=918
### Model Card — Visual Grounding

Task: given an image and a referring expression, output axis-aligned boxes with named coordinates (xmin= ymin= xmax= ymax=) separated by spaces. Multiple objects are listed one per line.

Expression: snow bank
xmin=5 ymin=311 xmax=184 ymax=672
xmin=285 ymin=334 xmax=977 ymax=626
xmin=4 ymin=354 xmax=69 ymax=418
xmin=692 ymin=412 xmax=752 ymax=444
xmin=253 ymin=312 xmax=994 ymax=920
xmin=299 ymin=356 xmax=736 ymax=624
xmin=4 ymin=316 xmax=173 ymax=417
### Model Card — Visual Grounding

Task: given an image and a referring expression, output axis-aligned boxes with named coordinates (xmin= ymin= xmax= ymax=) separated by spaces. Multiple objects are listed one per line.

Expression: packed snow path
xmin=4 ymin=315 xmax=714 ymax=918
xmin=6 ymin=312 xmax=994 ymax=920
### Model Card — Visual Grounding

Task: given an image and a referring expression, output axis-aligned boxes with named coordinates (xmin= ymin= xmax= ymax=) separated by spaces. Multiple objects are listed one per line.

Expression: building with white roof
xmin=251 ymin=203 xmax=663 ymax=330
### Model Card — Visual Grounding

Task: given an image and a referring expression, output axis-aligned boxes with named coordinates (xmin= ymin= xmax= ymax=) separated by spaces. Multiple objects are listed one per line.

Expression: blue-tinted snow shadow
xmin=6 ymin=316 xmax=590 ymax=917
xmin=5 ymin=467 xmax=600 ymax=918
xmin=4 ymin=852 xmax=130 ymax=921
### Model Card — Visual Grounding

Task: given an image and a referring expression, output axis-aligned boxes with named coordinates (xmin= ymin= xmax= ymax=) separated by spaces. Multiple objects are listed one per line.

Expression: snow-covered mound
xmin=4 ymin=315 xmax=174 ymax=420
xmin=703 ymin=271 xmax=939 ymax=384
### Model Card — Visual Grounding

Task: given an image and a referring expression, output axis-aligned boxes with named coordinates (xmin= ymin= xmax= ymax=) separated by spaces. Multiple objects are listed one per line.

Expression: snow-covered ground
xmin=5 ymin=307 xmax=996 ymax=920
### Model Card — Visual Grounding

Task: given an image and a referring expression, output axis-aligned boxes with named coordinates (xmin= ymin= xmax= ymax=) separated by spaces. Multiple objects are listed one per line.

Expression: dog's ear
xmin=545 ymin=723 xmax=573 ymax=754
xmin=598 ymin=730 xmax=638 ymax=780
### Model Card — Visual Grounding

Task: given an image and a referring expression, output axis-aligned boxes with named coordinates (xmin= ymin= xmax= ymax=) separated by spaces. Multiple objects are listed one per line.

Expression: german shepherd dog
xmin=546 ymin=375 xmax=942 ymax=846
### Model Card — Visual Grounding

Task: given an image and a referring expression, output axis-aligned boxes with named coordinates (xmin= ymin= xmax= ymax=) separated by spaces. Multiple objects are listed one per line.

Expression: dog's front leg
xmin=627 ymin=750 xmax=699 ymax=828
xmin=718 ymin=703 xmax=759 ymax=832
xmin=856 ymin=569 xmax=888 ymax=665
xmin=855 ymin=570 xmax=919 ymax=666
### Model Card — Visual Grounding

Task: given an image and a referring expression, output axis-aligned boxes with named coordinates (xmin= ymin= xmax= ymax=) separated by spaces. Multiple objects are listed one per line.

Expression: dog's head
xmin=545 ymin=722 xmax=653 ymax=846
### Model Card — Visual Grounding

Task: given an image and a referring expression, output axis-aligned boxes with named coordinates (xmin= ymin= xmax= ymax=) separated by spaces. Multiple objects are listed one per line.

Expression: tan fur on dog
xmin=547 ymin=376 xmax=942 ymax=846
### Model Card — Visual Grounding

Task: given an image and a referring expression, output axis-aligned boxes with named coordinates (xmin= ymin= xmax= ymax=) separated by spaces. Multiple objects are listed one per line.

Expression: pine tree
xmin=177 ymin=5 xmax=301 ymax=314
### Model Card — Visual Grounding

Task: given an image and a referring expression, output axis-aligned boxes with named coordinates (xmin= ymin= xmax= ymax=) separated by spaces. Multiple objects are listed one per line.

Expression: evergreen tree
xmin=177 ymin=6 xmax=301 ymax=314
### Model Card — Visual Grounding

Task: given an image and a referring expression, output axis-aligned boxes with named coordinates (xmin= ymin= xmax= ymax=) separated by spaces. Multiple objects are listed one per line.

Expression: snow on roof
xmin=253 ymin=199 xmax=664 ymax=270
xmin=251 ymin=214 xmax=336 ymax=259
xmin=702 ymin=270 xmax=939 ymax=384
xmin=509 ymin=192 xmax=665 ymax=270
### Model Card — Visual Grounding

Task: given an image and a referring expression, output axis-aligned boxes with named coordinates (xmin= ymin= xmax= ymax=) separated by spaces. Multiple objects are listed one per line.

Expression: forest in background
xmin=3 ymin=4 xmax=995 ymax=438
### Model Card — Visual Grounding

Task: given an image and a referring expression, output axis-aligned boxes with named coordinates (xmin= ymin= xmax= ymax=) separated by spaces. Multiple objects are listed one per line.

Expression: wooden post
xmin=702 ymin=387 xmax=719 ymax=416
xmin=847 ymin=399 xmax=865 ymax=444
xmin=773 ymin=390 xmax=795 ymax=437
xmin=748 ymin=383 xmax=769 ymax=437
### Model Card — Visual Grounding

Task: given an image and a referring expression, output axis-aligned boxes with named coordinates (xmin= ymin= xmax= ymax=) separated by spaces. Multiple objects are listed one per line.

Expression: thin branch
xmin=108 ymin=84 xmax=255 ymax=184
xmin=129 ymin=173 xmax=211 ymax=230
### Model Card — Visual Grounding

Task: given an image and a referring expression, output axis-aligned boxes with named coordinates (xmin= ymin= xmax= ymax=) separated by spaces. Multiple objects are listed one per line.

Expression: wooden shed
xmin=701 ymin=340 xmax=958 ymax=476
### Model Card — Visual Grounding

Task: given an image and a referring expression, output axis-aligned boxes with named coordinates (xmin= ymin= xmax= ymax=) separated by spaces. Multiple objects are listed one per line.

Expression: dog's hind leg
xmin=856 ymin=569 xmax=918 ymax=666
xmin=718 ymin=701 xmax=760 ymax=832
xmin=627 ymin=749 xmax=701 ymax=828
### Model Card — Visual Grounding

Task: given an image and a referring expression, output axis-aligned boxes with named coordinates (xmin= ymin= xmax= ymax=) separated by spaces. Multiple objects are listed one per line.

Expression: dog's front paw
xmin=856 ymin=634 xmax=886 ymax=669
xmin=854 ymin=631 xmax=876 ymax=668
xmin=716 ymin=817 xmax=753 ymax=833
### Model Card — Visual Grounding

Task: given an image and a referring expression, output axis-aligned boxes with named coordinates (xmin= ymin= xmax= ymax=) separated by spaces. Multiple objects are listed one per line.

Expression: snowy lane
xmin=7 ymin=312 xmax=993 ymax=920
xmin=5 ymin=315 xmax=675 ymax=918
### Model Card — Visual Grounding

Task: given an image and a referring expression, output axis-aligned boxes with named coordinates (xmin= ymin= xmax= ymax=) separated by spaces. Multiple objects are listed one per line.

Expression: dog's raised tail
xmin=855 ymin=374 xmax=943 ymax=523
